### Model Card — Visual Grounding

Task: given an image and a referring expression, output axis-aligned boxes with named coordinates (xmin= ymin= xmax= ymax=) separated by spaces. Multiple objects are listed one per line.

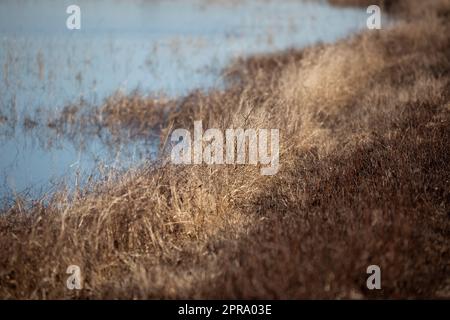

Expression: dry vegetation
xmin=0 ymin=0 xmax=449 ymax=299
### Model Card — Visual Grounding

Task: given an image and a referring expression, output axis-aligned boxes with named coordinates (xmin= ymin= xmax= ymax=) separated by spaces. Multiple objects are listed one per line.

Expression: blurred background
xmin=0 ymin=0 xmax=367 ymax=201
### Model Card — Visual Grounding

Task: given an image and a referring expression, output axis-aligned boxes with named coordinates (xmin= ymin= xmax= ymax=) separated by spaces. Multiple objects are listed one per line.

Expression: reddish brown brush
xmin=0 ymin=0 xmax=448 ymax=299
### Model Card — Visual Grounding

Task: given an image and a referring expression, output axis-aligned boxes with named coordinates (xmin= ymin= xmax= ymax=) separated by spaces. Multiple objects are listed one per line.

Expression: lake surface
xmin=0 ymin=0 xmax=368 ymax=201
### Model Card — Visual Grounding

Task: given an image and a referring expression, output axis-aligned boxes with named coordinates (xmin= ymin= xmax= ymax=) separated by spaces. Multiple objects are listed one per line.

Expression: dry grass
xmin=0 ymin=0 xmax=449 ymax=299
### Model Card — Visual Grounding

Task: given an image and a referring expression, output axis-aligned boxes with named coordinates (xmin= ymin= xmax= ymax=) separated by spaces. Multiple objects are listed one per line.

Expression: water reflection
xmin=0 ymin=0 xmax=367 ymax=199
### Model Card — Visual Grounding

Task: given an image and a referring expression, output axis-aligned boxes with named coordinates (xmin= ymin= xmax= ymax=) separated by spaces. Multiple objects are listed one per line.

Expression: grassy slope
xmin=0 ymin=0 xmax=449 ymax=299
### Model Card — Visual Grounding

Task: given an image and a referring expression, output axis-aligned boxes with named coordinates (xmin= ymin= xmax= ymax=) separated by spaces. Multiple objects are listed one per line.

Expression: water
xmin=0 ymin=0 xmax=368 ymax=200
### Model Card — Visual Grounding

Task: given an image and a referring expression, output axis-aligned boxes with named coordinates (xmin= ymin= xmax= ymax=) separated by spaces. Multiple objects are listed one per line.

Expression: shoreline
xmin=0 ymin=0 xmax=449 ymax=299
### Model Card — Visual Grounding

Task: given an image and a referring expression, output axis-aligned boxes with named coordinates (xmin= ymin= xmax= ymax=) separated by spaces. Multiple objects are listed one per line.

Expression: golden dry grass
xmin=0 ymin=0 xmax=449 ymax=299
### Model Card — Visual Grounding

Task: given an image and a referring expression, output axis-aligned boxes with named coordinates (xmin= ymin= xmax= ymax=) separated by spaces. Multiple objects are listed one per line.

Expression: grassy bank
xmin=0 ymin=0 xmax=449 ymax=299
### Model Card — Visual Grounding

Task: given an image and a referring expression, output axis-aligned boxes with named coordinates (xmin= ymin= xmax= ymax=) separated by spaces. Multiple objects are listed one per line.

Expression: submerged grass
xmin=0 ymin=0 xmax=449 ymax=299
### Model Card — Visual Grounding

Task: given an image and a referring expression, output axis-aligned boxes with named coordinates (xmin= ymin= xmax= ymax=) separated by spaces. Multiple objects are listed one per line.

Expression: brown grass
xmin=0 ymin=0 xmax=449 ymax=299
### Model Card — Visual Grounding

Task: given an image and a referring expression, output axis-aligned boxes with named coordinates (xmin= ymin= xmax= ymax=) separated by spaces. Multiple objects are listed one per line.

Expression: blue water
xmin=0 ymin=0 xmax=368 ymax=200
